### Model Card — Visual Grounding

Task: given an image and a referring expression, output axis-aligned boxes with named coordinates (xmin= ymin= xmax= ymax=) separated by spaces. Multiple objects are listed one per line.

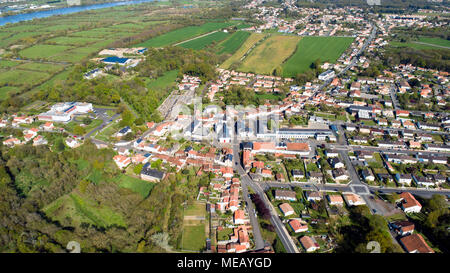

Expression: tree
xmin=120 ymin=109 xmax=135 ymax=127
xmin=73 ymin=125 xmax=85 ymax=136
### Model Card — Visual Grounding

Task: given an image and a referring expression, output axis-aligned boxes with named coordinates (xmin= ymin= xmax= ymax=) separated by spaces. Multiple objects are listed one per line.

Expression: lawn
xmin=282 ymin=36 xmax=354 ymax=77
xmin=145 ymin=69 xmax=179 ymax=90
xmin=115 ymin=174 xmax=155 ymax=198
xmin=178 ymin=31 xmax=230 ymax=50
xmin=238 ymin=34 xmax=301 ymax=75
xmin=137 ymin=22 xmax=237 ymax=48
xmin=220 ymin=32 xmax=267 ymax=69
xmin=20 ymin=44 xmax=73 ymax=60
xmin=43 ymin=193 xmax=126 ymax=229
xmin=215 ymin=31 xmax=251 ymax=55
xmin=417 ymin=37 xmax=450 ymax=48
xmin=0 ymin=69 xmax=50 ymax=87
xmin=184 ymin=201 xmax=206 ymax=217
xmin=182 ymin=224 xmax=206 ymax=251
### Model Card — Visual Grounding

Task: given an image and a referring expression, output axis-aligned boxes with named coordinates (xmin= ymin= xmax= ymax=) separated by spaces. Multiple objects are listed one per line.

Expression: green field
xmin=17 ymin=62 xmax=65 ymax=73
xmin=215 ymin=31 xmax=251 ymax=55
xmin=115 ymin=174 xmax=155 ymax=198
xmin=220 ymin=32 xmax=267 ymax=69
xmin=238 ymin=34 xmax=301 ymax=75
xmin=136 ymin=22 xmax=236 ymax=48
xmin=0 ymin=69 xmax=50 ymax=87
xmin=181 ymin=201 xmax=206 ymax=251
xmin=145 ymin=69 xmax=179 ymax=90
xmin=46 ymin=36 xmax=101 ymax=46
xmin=43 ymin=193 xmax=126 ymax=229
xmin=282 ymin=36 xmax=354 ymax=77
xmin=20 ymin=44 xmax=73 ymax=59
xmin=418 ymin=37 xmax=450 ymax=48
xmin=178 ymin=31 xmax=230 ymax=50
xmin=390 ymin=41 xmax=445 ymax=50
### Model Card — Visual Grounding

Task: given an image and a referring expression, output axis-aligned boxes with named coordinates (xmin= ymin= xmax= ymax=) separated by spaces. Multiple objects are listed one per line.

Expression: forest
xmin=0 ymin=140 xmax=211 ymax=252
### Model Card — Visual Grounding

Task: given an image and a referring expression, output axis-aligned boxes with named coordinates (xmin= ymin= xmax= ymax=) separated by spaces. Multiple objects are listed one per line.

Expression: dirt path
xmin=173 ymin=30 xmax=219 ymax=46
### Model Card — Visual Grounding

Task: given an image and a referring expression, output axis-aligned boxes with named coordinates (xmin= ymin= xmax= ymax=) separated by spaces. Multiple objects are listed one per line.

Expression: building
xmin=140 ymin=163 xmax=165 ymax=182
xmin=327 ymin=194 xmax=344 ymax=206
xmin=289 ymin=219 xmax=308 ymax=233
xmin=343 ymin=192 xmax=366 ymax=206
xmin=274 ymin=190 xmax=297 ymax=201
xmin=113 ymin=155 xmax=131 ymax=169
xmin=397 ymin=192 xmax=422 ymax=213
xmin=233 ymin=209 xmax=246 ymax=225
xmin=299 ymin=236 xmax=320 ymax=252
xmin=37 ymin=102 xmax=93 ymax=122
xmin=399 ymin=234 xmax=434 ymax=253
xmin=305 ymin=191 xmax=322 ymax=202
xmin=279 ymin=203 xmax=295 ymax=217
xmin=391 ymin=221 xmax=415 ymax=236
xmin=318 ymin=70 xmax=335 ymax=81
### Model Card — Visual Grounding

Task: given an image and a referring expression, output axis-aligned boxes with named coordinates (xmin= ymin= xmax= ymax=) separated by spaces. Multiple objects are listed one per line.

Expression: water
xmin=0 ymin=0 xmax=155 ymax=26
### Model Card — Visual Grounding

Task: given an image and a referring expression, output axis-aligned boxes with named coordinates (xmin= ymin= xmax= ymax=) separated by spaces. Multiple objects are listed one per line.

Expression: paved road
xmin=85 ymin=107 xmax=120 ymax=138
xmin=232 ymin=135 xmax=299 ymax=253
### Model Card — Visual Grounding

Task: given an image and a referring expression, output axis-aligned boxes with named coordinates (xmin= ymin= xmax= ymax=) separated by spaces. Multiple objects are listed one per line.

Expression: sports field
xmin=181 ymin=201 xmax=206 ymax=251
xmin=238 ymin=34 xmax=301 ymax=75
xmin=136 ymin=22 xmax=236 ymax=48
xmin=220 ymin=32 xmax=267 ymax=69
xmin=282 ymin=36 xmax=354 ymax=77
xmin=215 ymin=31 xmax=251 ymax=55
xmin=178 ymin=31 xmax=230 ymax=50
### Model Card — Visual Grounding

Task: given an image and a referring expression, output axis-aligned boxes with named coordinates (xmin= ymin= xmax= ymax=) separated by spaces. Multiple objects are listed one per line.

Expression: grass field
xmin=215 ymin=31 xmax=251 ymax=55
xmin=17 ymin=62 xmax=65 ymax=73
xmin=178 ymin=31 xmax=230 ymax=50
xmin=390 ymin=41 xmax=445 ymax=50
xmin=136 ymin=22 xmax=236 ymax=48
xmin=181 ymin=201 xmax=206 ymax=251
xmin=417 ymin=37 xmax=450 ymax=48
xmin=220 ymin=32 xmax=267 ymax=69
xmin=0 ymin=69 xmax=50 ymax=87
xmin=43 ymin=193 xmax=126 ymax=229
xmin=282 ymin=36 xmax=354 ymax=77
xmin=145 ymin=69 xmax=179 ymax=90
xmin=115 ymin=174 xmax=155 ymax=198
xmin=20 ymin=44 xmax=73 ymax=59
xmin=238 ymin=34 xmax=301 ymax=75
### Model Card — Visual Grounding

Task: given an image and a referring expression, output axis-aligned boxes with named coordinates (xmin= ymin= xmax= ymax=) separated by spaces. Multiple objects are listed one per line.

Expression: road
xmin=232 ymin=134 xmax=299 ymax=253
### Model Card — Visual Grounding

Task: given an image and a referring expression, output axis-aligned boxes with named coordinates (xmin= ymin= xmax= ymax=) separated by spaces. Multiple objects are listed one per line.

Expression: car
xmin=372 ymin=209 xmax=377 ymax=213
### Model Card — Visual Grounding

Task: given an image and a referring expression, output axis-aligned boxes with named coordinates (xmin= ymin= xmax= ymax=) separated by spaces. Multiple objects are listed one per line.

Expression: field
xmin=282 ymin=36 xmax=354 ymax=77
xmin=136 ymin=22 xmax=236 ymax=48
xmin=418 ymin=37 xmax=450 ymax=48
xmin=390 ymin=41 xmax=445 ymax=50
xmin=181 ymin=201 xmax=206 ymax=251
xmin=43 ymin=193 xmax=126 ymax=229
xmin=145 ymin=69 xmax=179 ymax=90
xmin=220 ymin=32 xmax=267 ymax=69
xmin=19 ymin=44 xmax=73 ymax=59
xmin=178 ymin=31 xmax=230 ymax=50
xmin=115 ymin=174 xmax=155 ymax=198
xmin=215 ymin=31 xmax=251 ymax=55
xmin=238 ymin=34 xmax=301 ymax=75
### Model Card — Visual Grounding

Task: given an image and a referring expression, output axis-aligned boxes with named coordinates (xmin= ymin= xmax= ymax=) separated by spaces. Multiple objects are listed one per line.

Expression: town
xmin=0 ymin=0 xmax=448 ymax=254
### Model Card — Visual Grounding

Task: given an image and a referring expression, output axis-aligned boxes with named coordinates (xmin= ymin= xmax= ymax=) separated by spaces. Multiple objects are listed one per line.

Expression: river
xmin=0 ymin=0 xmax=155 ymax=26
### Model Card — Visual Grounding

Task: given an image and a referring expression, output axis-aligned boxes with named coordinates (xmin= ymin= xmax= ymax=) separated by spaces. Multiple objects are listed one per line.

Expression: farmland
xmin=220 ymin=32 xmax=267 ymax=69
xmin=238 ymin=34 xmax=301 ymax=75
xmin=282 ymin=36 xmax=354 ymax=77
xmin=136 ymin=22 xmax=237 ymax=48
xmin=215 ymin=31 xmax=251 ymax=55
xmin=178 ymin=31 xmax=230 ymax=50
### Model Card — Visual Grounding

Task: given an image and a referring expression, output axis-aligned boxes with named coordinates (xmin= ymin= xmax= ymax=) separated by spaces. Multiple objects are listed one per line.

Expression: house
xmin=279 ymin=203 xmax=295 ymax=217
xmin=113 ymin=155 xmax=131 ymax=169
xmin=65 ymin=138 xmax=81 ymax=148
xmin=32 ymin=135 xmax=47 ymax=146
xmin=391 ymin=221 xmax=415 ymax=236
xmin=309 ymin=172 xmax=323 ymax=182
xmin=3 ymin=137 xmax=21 ymax=147
xmin=305 ymin=191 xmax=322 ymax=202
xmin=325 ymin=149 xmax=339 ymax=158
xmin=361 ymin=168 xmax=375 ymax=182
xmin=343 ymin=192 xmax=366 ymax=206
xmin=274 ymin=190 xmax=296 ymax=201
xmin=289 ymin=219 xmax=308 ymax=233
xmin=117 ymin=126 xmax=132 ymax=137
xmin=140 ymin=164 xmax=165 ymax=182
xmin=329 ymin=157 xmax=344 ymax=169
xmin=42 ymin=122 xmax=55 ymax=131
xmin=233 ymin=209 xmax=246 ymax=225
xmin=397 ymin=192 xmax=422 ymax=213
xmin=291 ymin=169 xmax=305 ymax=180
xmin=395 ymin=174 xmax=413 ymax=186
xmin=332 ymin=168 xmax=349 ymax=182
xmin=327 ymin=195 xmax=344 ymax=206
xmin=299 ymin=236 xmax=320 ymax=252
xmin=399 ymin=234 xmax=434 ymax=253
